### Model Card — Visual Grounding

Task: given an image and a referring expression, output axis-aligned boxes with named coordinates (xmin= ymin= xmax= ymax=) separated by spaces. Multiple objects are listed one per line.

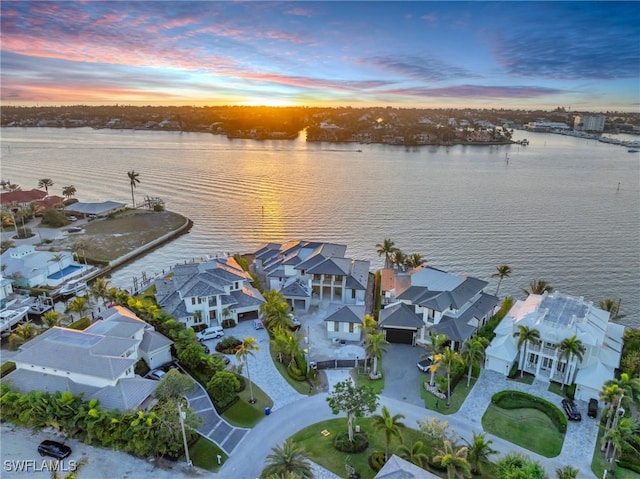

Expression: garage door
xmin=237 ymin=310 xmax=259 ymax=321
xmin=384 ymin=328 xmax=414 ymax=344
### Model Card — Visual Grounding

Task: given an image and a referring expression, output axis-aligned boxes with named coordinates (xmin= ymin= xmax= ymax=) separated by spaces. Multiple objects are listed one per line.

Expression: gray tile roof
xmin=280 ymin=280 xmax=311 ymax=298
xmin=87 ymin=377 xmax=159 ymax=412
xmin=379 ymin=303 xmax=424 ymax=329
xmin=3 ymin=368 xmax=99 ymax=397
xmin=375 ymin=454 xmax=440 ymax=478
xmin=85 ymin=320 xmax=144 ymax=339
xmin=324 ymin=305 xmax=365 ymax=324
xmin=450 ymin=276 xmax=489 ymax=308
xmin=139 ymin=330 xmax=173 ymax=353
xmin=417 ymin=291 xmax=457 ymax=312
xmin=431 ymin=316 xmax=477 ymax=342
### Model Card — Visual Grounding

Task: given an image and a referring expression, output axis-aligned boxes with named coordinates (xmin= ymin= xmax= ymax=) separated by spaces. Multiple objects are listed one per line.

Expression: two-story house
xmin=3 ymin=306 xmax=172 ymax=410
xmin=154 ymin=255 xmax=265 ymax=329
xmin=485 ymin=291 xmax=624 ymax=401
xmin=379 ymin=266 xmax=498 ymax=348
xmin=0 ymin=245 xmax=85 ymax=289
xmin=254 ymin=240 xmax=370 ymax=311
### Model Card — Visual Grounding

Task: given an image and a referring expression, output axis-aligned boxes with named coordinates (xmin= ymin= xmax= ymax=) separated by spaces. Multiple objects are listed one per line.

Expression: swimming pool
xmin=48 ymin=264 xmax=83 ymax=280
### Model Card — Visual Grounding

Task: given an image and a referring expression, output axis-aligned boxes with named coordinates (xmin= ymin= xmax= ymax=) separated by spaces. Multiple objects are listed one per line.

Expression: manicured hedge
xmin=0 ymin=362 xmax=16 ymax=378
xmin=491 ymin=390 xmax=567 ymax=433
xmin=68 ymin=317 xmax=91 ymax=330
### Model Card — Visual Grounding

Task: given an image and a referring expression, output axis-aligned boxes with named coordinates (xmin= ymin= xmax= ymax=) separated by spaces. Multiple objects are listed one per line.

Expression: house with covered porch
xmin=485 ymin=291 xmax=624 ymax=401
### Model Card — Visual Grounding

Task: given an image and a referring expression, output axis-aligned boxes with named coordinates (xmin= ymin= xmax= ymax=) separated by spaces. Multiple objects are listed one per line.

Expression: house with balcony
xmin=3 ymin=306 xmax=172 ymax=410
xmin=154 ymin=255 xmax=265 ymax=329
xmin=254 ymin=240 xmax=370 ymax=311
xmin=380 ymin=266 xmax=498 ymax=347
xmin=485 ymin=291 xmax=624 ymax=401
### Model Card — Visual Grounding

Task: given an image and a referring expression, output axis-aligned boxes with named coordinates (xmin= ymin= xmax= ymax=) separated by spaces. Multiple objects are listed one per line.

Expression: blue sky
xmin=1 ymin=1 xmax=638 ymax=110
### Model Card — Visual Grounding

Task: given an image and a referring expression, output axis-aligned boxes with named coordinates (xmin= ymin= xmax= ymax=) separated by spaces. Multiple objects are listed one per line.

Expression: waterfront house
xmin=254 ymin=240 xmax=370 ymax=311
xmin=3 ymin=306 xmax=171 ymax=410
xmin=323 ymin=304 xmax=365 ymax=342
xmin=64 ymin=200 xmax=126 ymax=218
xmin=485 ymin=291 xmax=624 ymax=401
xmin=0 ymin=245 xmax=81 ymax=288
xmin=154 ymin=255 xmax=265 ymax=329
xmin=381 ymin=266 xmax=498 ymax=347
xmin=0 ymin=189 xmax=47 ymax=210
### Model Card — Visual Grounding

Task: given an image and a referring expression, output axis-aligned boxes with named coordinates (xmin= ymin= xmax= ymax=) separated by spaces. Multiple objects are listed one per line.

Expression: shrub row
xmin=492 ymin=390 xmax=567 ymax=433
xmin=0 ymin=361 xmax=16 ymax=378
xmin=68 ymin=317 xmax=91 ymax=330
xmin=477 ymin=296 xmax=514 ymax=342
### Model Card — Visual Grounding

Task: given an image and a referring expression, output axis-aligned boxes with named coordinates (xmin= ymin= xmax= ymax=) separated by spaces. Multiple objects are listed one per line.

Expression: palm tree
xmin=391 ymin=249 xmax=407 ymax=271
xmin=376 ymin=238 xmax=398 ymax=269
xmin=222 ymin=306 xmax=232 ymax=325
xmin=558 ymin=335 xmax=585 ymax=389
xmin=49 ymin=253 xmax=65 ymax=273
xmin=365 ymin=332 xmax=388 ymax=378
xmin=67 ymin=296 xmax=89 ymax=320
xmin=513 ymin=325 xmax=540 ymax=378
xmin=555 ymin=465 xmax=579 ymax=479
xmin=521 ymin=279 xmax=553 ymax=297
xmin=465 ymin=432 xmax=497 ymax=475
xmin=598 ymin=298 xmax=625 ymax=321
xmin=72 ymin=239 xmax=89 ymax=265
xmin=427 ymin=332 xmax=448 ymax=386
xmin=9 ymin=322 xmax=38 ymax=349
xmin=260 ymin=290 xmax=291 ymax=331
xmin=605 ymin=372 xmax=640 ymax=404
xmin=236 ymin=336 xmax=260 ymax=403
xmin=439 ymin=347 xmax=463 ymax=408
xmin=372 ymin=405 xmax=405 ymax=461
xmin=492 ymin=264 xmax=511 ymax=296
xmin=261 ymin=439 xmax=313 ymax=479
xmin=362 ymin=314 xmax=378 ymax=338
xmin=604 ymin=417 xmax=639 ymax=470
xmin=461 ymin=338 xmax=485 ymax=387
xmin=405 ymin=253 xmax=426 ymax=269
xmin=90 ymin=277 xmax=111 ymax=307
xmin=38 ymin=178 xmax=54 ymax=195
xmin=127 ymin=170 xmax=141 ymax=208
xmin=7 ymin=183 xmax=21 ymax=191
xmin=62 ymin=185 xmax=77 ymax=199
xmin=599 ymin=383 xmax=623 ymax=441
xmin=273 ymin=328 xmax=302 ymax=368
xmin=397 ymin=440 xmax=430 ymax=468
xmin=42 ymin=310 xmax=63 ymax=329
xmin=433 ymin=439 xmax=471 ymax=479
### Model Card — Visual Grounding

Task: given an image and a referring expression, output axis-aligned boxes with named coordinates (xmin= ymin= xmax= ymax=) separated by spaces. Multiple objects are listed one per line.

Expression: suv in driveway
xmin=38 ymin=440 xmax=72 ymax=460
xmin=588 ymin=398 xmax=598 ymax=418
xmin=196 ymin=326 xmax=225 ymax=341
xmin=562 ymin=398 xmax=582 ymax=421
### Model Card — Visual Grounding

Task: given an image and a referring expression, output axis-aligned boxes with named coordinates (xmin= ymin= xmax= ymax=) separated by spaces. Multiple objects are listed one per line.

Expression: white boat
xmin=0 ymin=307 xmax=30 ymax=333
xmin=28 ymin=295 xmax=55 ymax=315
xmin=59 ymin=280 xmax=88 ymax=297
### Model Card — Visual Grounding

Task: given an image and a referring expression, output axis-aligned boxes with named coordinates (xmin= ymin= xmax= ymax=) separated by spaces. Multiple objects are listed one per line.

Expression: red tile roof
xmin=0 ymin=189 xmax=47 ymax=205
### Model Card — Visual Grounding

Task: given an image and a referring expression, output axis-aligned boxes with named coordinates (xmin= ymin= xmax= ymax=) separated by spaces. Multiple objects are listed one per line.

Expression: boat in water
xmin=28 ymin=295 xmax=55 ymax=315
xmin=59 ymin=280 xmax=88 ymax=297
xmin=0 ymin=306 xmax=30 ymax=334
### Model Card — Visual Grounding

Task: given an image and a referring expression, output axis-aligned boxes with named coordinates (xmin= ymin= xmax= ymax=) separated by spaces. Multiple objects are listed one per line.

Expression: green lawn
xmin=419 ymin=375 xmax=477 ymax=414
xmin=222 ymin=381 xmax=273 ymax=427
xmin=291 ymin=417 xmax=425 ymax=479
xmin=354 ymin=365 xmax=385 ymax=394
xmin=547 ymin=381 xmax=565 ymax=397
xmin=188 ymin=436 xmax=227 ymax=471
xmin=591 ymin=426 xmax=640 ymax=479
xmin=482 ymin=403 xmax=564 ymax=457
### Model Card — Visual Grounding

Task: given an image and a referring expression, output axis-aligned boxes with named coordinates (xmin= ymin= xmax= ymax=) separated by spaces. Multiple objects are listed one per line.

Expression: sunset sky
xmin=1 ymin=1 xmax=638 ymax=111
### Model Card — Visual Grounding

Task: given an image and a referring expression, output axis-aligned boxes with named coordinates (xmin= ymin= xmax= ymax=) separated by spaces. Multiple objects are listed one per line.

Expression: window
xmin=191 ymin=297 xmax=196 ymax=305
xmin=351 ymin=289 xmax=356 ymax=299
xmin=348 ymin=323 xmax=354 ymax=333
xmin=333 ymin=321 xmax=339 ymax=332
xmin=428 ymin=309 xmax=435 ymax=321
xmin=314 ymin=274 xmax=322 ymax=281
xmin=335 ymin=275 xmax=343 ymax=282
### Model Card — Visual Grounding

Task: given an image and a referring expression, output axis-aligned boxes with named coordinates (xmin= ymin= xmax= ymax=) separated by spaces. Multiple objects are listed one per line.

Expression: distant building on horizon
xmin=574 ymin=114 xmax=606 ymax=132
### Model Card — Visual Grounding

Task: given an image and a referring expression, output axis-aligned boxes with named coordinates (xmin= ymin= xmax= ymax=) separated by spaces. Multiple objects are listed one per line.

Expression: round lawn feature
xmin=334 ymin=431 xmax=369 ymax=453
xmin=482 ymin=403 xmax=564 ymax=457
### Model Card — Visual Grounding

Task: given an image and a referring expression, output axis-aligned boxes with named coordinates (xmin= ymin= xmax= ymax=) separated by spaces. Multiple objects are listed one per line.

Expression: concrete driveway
xmin=381 ymin=343 xmax=428 ymax=406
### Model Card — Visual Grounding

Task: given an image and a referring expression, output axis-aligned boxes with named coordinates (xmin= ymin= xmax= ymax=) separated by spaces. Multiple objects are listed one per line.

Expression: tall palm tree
xmin=439 ymin=347 xmax=463 ymax=407
xmin=7 ymin=183 xmax=21 ymax=191
xmin=236 ymin=336 xmax=260 ymax=403
xmin=433 ymin=439 xmax=471 ymax=479
xmin=365 ymin=332 xmax=389 ymax=378
xmin=49 ymin=253 xmax=65 ymax=273
xmin=397 ymin=440 xmax=430 ymax=468
xmin=90 ymin=277 xmax=111 ymax=307
xmin=465 ymin=432 xmax=497 ymax=475
xmin=127 ymin=170 xmax=141 ymax=208
xmin=362 ymin=314 xmax=378 ymax=339
xmin=372 ymin=406 xmax=405 ymax=461
xmin=521 ymin=279 xmax=553 ymax=297
xmin=558 ymin=335 xmax=585 ymax=389
xmin=427 ymin=332 xmax=448 ymax=386
xmin=9 ymin=322 xmax=38 ymax=349
xmin=604 ymin=417 xmax=639 ymax=469
xmin=260 ymin=290 xmax=291 ymax=330
xmin=273 ymin=328 xmax=302 ymax=368
xmin=42 ymin=310 xmax=63 ymax=329
xmin=599 ymin=383 xmax=623 ymax=439
xmin=72 ymin=239 xmax=89 ymax=265
xmin=405 ymin=253 xmax=426 ymax=269
xmin=555 ymin=465 xmax=579 ymax=479
xmin=61 ymin=185 xmax=77 ymax=199
xmin=67 ymin=296 xmax=89 ymax=320
xmin=376 ymin=238 xmax=398 ymax=269
xmin=261 ymin=439 xmax=313 ymax=479
xmin=492 ymin=264 xmax=512 ymax=296
xmin=598 ymin=298 xmax=625 ymax=321
xmin=391 ymin=249 xmax=407 ymax=271
xmin=605 ymin=372 xmax=640 ymax=404
xmin=461 ymin=338 xmax=486 ymax=387
xmin=38 ymin=178 xmax=54 ymax=195
xmin=513 ymin=325 xmax=540 ymax=378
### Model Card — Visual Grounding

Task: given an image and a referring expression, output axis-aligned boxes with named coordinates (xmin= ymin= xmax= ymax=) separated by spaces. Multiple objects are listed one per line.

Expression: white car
xmin=416 ymin=356 xmax=434 ymax=372
xmin=196 ymin=326 xmax=225 ymax=342
xmin=148 ymin=369 xmax=166 ymax=380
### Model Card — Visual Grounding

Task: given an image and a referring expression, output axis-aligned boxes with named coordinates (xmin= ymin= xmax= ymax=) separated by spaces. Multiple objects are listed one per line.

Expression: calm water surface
xmin=1 ymin=127 xmax=638 ymax=327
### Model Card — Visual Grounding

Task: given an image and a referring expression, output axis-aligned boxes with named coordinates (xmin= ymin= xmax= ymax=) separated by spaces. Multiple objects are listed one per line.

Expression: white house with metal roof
xmin=254 ymin=240 xmax=370 ymax=311
xmin=3 ymin=306 xmax=172 ymax=410
xmin=154 ymin=255 xmax=265 ymax=328
xmin=485 ymin=291 xmax=624 ymax=401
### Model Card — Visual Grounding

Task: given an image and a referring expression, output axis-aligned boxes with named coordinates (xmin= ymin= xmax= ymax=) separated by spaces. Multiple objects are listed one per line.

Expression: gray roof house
xmin=64 ymin=201 xmax=126 ymax=216
xmin=254 ymin=240 xmax=370 ymax=311
xmin=3 ymin=306 xmax=171 ymax=411
xmin=375 ymin=455 xmax=440 ymax=479
xmin=383 ymin=266 xmax=498 ymax=348
xmin=155 ymin=255 xmax=265 ymax=329
xmin=323 ymin=304 xmax=365 ymax=342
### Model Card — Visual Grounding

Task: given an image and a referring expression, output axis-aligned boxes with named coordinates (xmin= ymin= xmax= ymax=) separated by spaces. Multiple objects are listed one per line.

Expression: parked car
xmin=202 ymin=344 xmax=210 ymax=354
xmin=288 ymin=313 xmax=301 ymax=331
xmin=416 ymin=356 xmax=433 ymax=372
xmin=38 ymin=440 xmax=72 ymax=460
xmin=148 ymin=369 xmax=166 ymax=381
xmin=196 ymin=326 xmax=225 ymax=341
xmin=562 ymin=398 xmax=582 ymax=421
xmin=253 ymin=319 xmax=264 ymax=330
xmin=588 ymin=398 xmax=598 ymax=418
xmin=68 ymin=215 xmax=78 ymax=222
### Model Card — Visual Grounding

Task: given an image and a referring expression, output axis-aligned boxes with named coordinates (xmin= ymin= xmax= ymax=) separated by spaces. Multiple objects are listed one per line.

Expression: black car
xmin=562 ymin=398 xmax=582 ymax=421
xmin=38 ymin=440 xmax=72 ymax=460
xmin=588 ymin=398 xmax=598 ymax=418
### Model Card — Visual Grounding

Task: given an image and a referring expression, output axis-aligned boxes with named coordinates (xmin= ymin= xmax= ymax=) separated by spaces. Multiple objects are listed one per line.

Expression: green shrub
xmin=508 ymin=362 xmax=519 ymax=378
xmin=134 ymin=359 xmax=150 ymax=377
xmin=221 ymin=319 xmax=235 ymax=329
xmin=233 ymin=254 xmax=249 ymax=271
xmin=68 ymin=317 xmax=91 ymax=330
xmin=153 ymin=204 xmax=164 ymax=212
xmin=492 ymin=390 xmax=567 ymax=432
xmin=215 ymin=336 xmax=241 ymax=354
xmin=368 ymin=452 xmax=386 ymax=472
xmin=17 ymin=227 xmax=33 ymax=239
xmin=565 ymin=383 xmax=576 ymax=400
xmin=1 ymin=362 xmax=16 ymax=378
xmin=333 ymin=431 xmax=369 ymax=453
xmin=207 ymin=371 xmax=241 ymax=410
xmin=41 ymin=208 xmax=67 ymax=227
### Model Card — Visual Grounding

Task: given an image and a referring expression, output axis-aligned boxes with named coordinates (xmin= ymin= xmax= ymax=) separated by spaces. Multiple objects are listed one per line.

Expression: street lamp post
xmin=177 ymin=400 xmax=192 ymax=467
